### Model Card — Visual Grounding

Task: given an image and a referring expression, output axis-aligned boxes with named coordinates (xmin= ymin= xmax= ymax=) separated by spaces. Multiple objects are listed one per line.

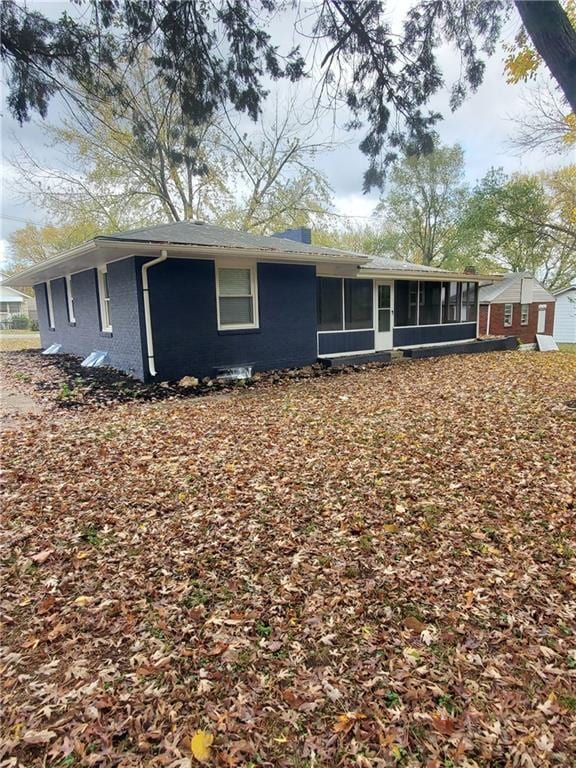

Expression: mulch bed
xmin=0 ymin=349 xmax=404 ymax=409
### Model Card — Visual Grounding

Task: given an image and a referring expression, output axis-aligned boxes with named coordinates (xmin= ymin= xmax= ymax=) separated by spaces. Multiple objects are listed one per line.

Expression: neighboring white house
xmin=0 ymin=273 xmax=37 ymax=323
xmin=553 ymin=283 xmax=576 ymax=343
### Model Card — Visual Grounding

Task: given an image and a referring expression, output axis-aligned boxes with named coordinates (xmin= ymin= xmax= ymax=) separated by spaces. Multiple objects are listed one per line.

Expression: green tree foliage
xmin=6 ymin=221 xmax=108 ymax=275
xmin=462 ymin=166 xmax=576 ymax=289
xmin=2 ymin=0 xmax=575 ymax=190
xmin=317 ymin=160 xmax=575 ymax=290
xmin=314 ymin=222 xmax=394 ymax=256
xmin=373 ymin=143 xmax=471 ymax=267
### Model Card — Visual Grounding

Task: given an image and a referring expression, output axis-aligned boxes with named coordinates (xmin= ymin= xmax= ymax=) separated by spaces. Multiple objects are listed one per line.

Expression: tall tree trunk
xmin=515 ymin=1 xmax=576 ymax=112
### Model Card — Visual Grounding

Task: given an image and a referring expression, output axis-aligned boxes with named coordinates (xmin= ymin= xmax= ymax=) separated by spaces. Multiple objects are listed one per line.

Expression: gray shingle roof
xmin=478 ymin=272 xmax=529 ymax=302
xmin=553 ymin=283 xmax=576 ymax=297
xmin=3 ymin=220 xmax=494 ymax=287
xmin=96 ymin=221 xmax=367 ymax=263
xmin=361 ymin=255 xmax=447 ymax=273
xmin=478 ymin=272 xmax=554 ymax=303
xmin=478 ymin=280 xmax=506 ymax=303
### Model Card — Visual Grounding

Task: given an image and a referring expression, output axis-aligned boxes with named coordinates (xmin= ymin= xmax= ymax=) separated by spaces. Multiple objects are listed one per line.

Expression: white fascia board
xmin=2 ymin=241 xmax=98 ymax=286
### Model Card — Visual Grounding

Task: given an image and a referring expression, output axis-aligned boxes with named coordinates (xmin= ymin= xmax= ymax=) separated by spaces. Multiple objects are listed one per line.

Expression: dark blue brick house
xmin=5 ymin=221 xmax=483 ymax=381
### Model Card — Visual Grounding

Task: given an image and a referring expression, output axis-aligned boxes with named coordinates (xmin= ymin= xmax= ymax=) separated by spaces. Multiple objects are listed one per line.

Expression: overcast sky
xmin=1 ymin=0 xmax=574 ymax=265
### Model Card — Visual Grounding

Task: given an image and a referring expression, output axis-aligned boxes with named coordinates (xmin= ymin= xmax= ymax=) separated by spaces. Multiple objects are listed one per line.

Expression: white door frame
xmin=374 ymin=280 xmax=394 ymax=351
xmin=537 ymin=304 xmax=547 ymax=333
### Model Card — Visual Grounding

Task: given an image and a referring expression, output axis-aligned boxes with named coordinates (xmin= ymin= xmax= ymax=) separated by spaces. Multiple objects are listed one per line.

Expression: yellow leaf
xmin=191 ymin=730 xmax=213 ymax=763
xmin=73 ymin=595 xmax=93 ymax=606
xmin=383 ymin=523 xmax=399 ymax=533
xmin=563 ymin=113 xmax=576 ymax=146
xmin=391 ymin=744 xmax=404 ymax=759
xmin=333 ymin=711 xmax=365 ymax=733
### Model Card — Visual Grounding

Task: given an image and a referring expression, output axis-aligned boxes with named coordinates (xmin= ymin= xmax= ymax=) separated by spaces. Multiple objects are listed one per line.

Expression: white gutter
xmin=142 ymin=250 xmax=167 ymax=377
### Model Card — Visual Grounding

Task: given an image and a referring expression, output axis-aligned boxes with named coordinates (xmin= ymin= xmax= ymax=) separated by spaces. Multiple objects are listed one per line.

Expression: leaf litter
xmin=0 ymin=350 xmax=575 ymax=767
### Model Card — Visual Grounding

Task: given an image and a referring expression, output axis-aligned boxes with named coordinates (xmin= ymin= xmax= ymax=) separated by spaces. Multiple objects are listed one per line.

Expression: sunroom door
xmin=374 ymin=281 xmax=393 ymax=350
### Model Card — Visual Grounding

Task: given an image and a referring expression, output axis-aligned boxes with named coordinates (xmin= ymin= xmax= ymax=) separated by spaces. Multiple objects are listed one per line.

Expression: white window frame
xmin=504 ymin=303 xmax=513 ymax=327
xmin=46 ymin=280 xmax=55 ymax=329
xmin=66 ymin=274 xmax=76 ymax=323
xmin=97 ymin=266 xmax=112 ymax=332
xmin=216 ymin=261 xmax=259 ymax=330
xmin=520 ymin=303 xmax=529 ymax=326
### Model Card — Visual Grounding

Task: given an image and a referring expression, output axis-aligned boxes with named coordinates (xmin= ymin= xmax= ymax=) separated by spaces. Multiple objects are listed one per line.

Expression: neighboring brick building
xmin=478 ymin=273 xmax=555 ymax=345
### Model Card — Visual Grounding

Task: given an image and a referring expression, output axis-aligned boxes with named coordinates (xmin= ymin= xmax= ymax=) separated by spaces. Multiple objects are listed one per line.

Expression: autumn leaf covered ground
xmin=1 ymin=350 xmax=575 ymax=768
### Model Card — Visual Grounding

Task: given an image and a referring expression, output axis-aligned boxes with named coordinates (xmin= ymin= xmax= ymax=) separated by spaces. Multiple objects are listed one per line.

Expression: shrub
xmin=10 ymin=314 xmax=30 ymax=330
xmin=29 ymin=319 xmax=39 ymax=331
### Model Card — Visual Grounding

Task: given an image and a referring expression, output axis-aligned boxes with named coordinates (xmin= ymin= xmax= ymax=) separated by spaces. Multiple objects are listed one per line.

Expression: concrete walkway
xmin=0 ymin=374 xmax=44 ymax=431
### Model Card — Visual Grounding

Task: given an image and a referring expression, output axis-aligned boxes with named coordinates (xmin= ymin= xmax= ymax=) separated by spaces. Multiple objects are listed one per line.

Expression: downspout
xmin=486 ymin=303 xmax=491 ymax=336
xmin=142 ymin=250 xmax=168 ymax=377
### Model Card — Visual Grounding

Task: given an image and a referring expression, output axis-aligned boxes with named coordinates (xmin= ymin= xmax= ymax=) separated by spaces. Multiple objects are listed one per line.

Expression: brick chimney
xmin=271 ymin=226 xmax=312 ymax=245
xmin=464 ymin=265 xmax=477 ymax=275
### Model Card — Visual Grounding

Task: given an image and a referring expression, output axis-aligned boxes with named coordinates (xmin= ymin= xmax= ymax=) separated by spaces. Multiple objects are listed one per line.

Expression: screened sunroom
xmin=316 ymin=276 xmax=479 ymax=357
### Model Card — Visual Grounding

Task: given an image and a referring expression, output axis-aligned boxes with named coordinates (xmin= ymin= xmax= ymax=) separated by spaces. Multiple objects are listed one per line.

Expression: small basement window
xmin=97 ymin=267 xmax=112 ymax=332
xmin=46 ymin=280 xmax=55 ymax=329
xmin=504 ymin=303 xmax=513 ymax=327
xmin=520 ymin=303 xmax=529 ymax=326
xmin=66 ymin=274 xmax=76 ymax=323
xmin=217 ymin=265 xmax=258 ymax=329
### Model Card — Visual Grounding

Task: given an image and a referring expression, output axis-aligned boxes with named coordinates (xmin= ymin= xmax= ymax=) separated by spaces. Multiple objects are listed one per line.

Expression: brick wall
xmin=479 ymin=301 xmax=555 ymax=344
xmin=147 ymin=258 xmax=318 ymax=380
xmin=35 ymin=257 xmax=147 ymax=379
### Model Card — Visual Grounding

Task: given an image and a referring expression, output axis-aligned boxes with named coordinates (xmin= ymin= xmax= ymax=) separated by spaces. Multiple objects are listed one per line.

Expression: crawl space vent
xmin=81 ymin=350 xmax=110 ymax=368
xmin=216 ymin=365 xmax=253 ymax=382
xmin=42 ymin=343 xmax=62 ymax=355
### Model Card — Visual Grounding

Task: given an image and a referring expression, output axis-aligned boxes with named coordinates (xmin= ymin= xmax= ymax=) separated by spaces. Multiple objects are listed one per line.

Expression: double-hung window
xmin=504 ymin=304 xmax=513 ymax=327
xmin=520 ymin=304 xmax=529 ymax=326
xmin=46 ymin=280 xmax=55 ymax=329
xmin=98 ymin=267 xmax=112 ymax=332
xmin=65 ymin=275 xmax=76 ymax=323
xmin=217 ymin=265 xmax=258 ymax=329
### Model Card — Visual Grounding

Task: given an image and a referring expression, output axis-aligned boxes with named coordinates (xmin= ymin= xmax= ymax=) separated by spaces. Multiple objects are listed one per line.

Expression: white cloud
xmin=0 ymin=239 xmax=9 ymax=270
xmin=333 ymin=194 xmax=377 ymax=221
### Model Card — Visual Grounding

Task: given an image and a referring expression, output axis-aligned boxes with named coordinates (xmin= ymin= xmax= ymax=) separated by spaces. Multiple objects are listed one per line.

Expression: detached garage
xmin=553 ymin=283 xmax=576 ymax=343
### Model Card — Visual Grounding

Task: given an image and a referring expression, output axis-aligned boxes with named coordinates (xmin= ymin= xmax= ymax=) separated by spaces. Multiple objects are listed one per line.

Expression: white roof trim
xmin=553 ymin=285 xmax=576 ymax=296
